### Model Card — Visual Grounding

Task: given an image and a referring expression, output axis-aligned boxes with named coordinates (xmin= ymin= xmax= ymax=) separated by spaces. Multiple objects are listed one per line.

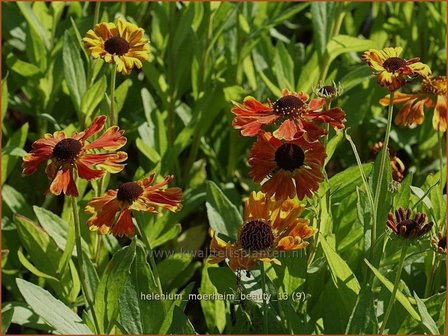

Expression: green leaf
xmin=328 ymin=163 xmax=373 ymax=203
xmin=119 ymin=244 xmax=164 ymax=334
xmin=16 ymin=2 xmax=50 ymax=49
xmin=274 ymin=42 xmax=294 ymax=89
xmin=345 ymin=284 xmax=378 ymax=334
xmin=393 ymin=173 xmax=413 ymax=209
xmin=2 ymin=184 xmax=33 ymax=218
xmin=205 ymin=180 xmax=242 ymax=240
xmin=136 ymin=138 xmax=161 ymax=163
xmin=158 ymin=253 xmax=193 ymax=289
xmin=16 ymin=279 xmax=93 ymax=334
xmin=3 ymin=302 xmax=50 ymax=331
xmin=364 ymin=259 xmax=421 ymax=321
xmin=2 ymin=76 xmax=8 ymax=122
xmin=2 ymin=122 xmax=29 ymax=184
xmin=311 ymin=2 xmax=336 ymax=60
xmin=199 ymin=262 xmax=227 ymax=333
xmin=208 ymin=267 xmax=236 ymax=295
xmin=81 ymin=76 xmax=107 ymax=118
xmin=63 ymin=31 xmax=86 ymax=114
xmin=327 ymin=35 xmax=377 ymax=62
xmin=320 ymin=235 xmax=360 ymax=311
xmin=94 ymin=241 xmax=136 ymax=334
xmin=172 ymin=3 xmax=195 ymax=54
xmin=1 ymin=304 xmax=14 ymax=334
xmin=115 ymin=78 xmax=130 ymax=115
xmin=324 ymin=131 xmax=344 ymax=166
xmin=413 ymin=292 xmax=439 ymax=335
xmin=14 ymin=215 xmax=64 ymax=295
xmin=369 ymin=150 xmax=393 ymax=241
xmin=17 ymin=248 xmax=58 ymax=281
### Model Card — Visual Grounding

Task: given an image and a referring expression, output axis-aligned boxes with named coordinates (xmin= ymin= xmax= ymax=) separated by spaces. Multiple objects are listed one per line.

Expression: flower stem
xmin=71 ymin=196 xmax=100 ymax=333
xmin=424 ymin=252 xmax=439 ymax=298
xmin=379 ymin=243 xmax=408 ymax=334
xmin=373 ymin=91 xmax=395 ymax=250
xmin=93 ymin=1 xmax=101 ymax=26
xmin=109 ymin=64 xmax=117 ymax=125
xmin=260 ymin=262 xmax=268 ymax=334
xmin=134 ymin=214 xmax=166 ymax=313
xmin=437 ymin=130 xmax=444 ymax=195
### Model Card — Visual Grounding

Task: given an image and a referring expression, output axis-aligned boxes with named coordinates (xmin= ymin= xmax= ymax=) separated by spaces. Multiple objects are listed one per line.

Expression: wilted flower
xmin=431 ymin=232 xmax=447 ymax=254
xmin=249 ymin=131 xmax=326 ymax=201
xmin=85 ymin=173 xmax=182 ymax=236
xmin=379 ymin=76 xmax=447 ymax=132
xmin=231 ymin=89 xmax=345 ymax=142
xmin=362 ymin=47 xmax=431 ymax=91
xmin=371 ymin=142 xmax=405 ymax=182
xmin=209 ymin=192 xmax=316 ymax=271
xmin=313 ymin=81 xmax=343 ymax=100
xmin=22 ymin=115 xmax=127 ymax=197
xmin=387 ymin=208 xmax=433 ymax=239
xmin=83 ymin=18 xmax=150 ymax=75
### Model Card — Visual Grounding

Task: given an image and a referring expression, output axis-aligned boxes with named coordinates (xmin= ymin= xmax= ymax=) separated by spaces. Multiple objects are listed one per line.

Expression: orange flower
xmin=361 ymin=47 xmax=431 ymax=92
xmin=209 ymin=192 xmax=316 ymax=271
xmin=379 ymin=76 xmax=447 ymax=132
xmin=249 ymin=131 xmax=326 ymax=201
xmin=22 ymin=115 xmax=127 ymax=197
xmin=85 ymin=173 xmax=182 ymax=236
xmin=231 ymin=89 xmax=345 ymax=141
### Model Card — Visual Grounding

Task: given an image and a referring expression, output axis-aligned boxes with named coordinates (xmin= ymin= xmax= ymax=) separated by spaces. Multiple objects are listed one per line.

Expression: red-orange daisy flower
xmin=249 ymin=131 xmax=326 ymax=201
xmin=22 ymin=115 xmax=127 ymax=197
xmin=379 ymin=76 xmax=447 ymax=132
xmin=231 ymin=89 xmax=346 ymax=141
xmin=85 ymin=173 xmax=182 ymax=236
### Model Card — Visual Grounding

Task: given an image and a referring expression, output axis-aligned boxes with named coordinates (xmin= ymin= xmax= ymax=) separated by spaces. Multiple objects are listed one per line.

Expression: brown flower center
xmin=52 ymin=138 xmax=82 ymax=162
xmin=117 ymin=182 xmax=143 ymax=203
xmin=422 ymin=76 xmax=447 ymax=95
xmin=318 ymin=85 xmax=336 ymax=96
xmin=275 ymin=143 xmax=305 ymax=171
xmin=239 ymin=219 xmax=274 ymax=251
xmin=272 ymin=95 xmax=305 ymax=118
xmin=383 ymin=57 xmax=407 ymax=72
xmin=104 ymin=36 xmax=130 ymax=56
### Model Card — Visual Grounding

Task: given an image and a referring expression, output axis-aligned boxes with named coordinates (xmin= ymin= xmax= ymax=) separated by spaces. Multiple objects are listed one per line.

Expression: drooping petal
xmin=112 ymin=208 xmax=135 ymax=236
xmin=433 ymin=95 xmax=447 ymax=132
xmin=49 ymin=167 xmax=78 ymax=197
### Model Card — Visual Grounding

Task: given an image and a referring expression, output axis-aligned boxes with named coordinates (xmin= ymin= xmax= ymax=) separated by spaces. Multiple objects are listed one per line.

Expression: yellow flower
xmin=83 ymin=18 xmax=150 ymax=75
xmin=362 ymin=47 xmax=431 ymax=91
xmin=208 ymin=192 xmax=316 ymax=271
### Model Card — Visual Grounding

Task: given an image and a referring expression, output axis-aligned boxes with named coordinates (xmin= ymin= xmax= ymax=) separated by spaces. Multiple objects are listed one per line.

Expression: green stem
xmin=379 ymin=244 xmax=408 ymax=334
xmin=93 ymin=1 xmax=101 ymax=26
xmin=260 ymin=263 xmax=268 ymax=334
xmin=424 ymin=252 xmax=439 ymax=298
xmin=109 ymin=64 xmax=117 ymax=125
xmin=71 ymin=196 xmax=100 ymax=333
xmin=373 ymin=91 xmax=395 ymax=251
xmin=437 ymin=131 xmax=444 ymax=195
xmin=134 ymin=214 xmax=166 ymax=313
